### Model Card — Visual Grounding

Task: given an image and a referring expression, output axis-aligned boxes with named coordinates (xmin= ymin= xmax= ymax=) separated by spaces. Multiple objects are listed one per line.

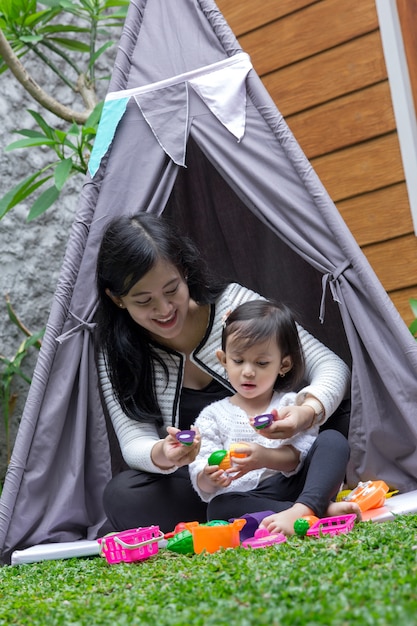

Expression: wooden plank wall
xmin=397 ymin=0 xmax=417 ymax=115
xmin=217 ymin=0 xmax=417 ymax=326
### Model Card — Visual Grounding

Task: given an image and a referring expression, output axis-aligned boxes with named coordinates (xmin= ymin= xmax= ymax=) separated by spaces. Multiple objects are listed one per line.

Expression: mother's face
xmin=106 ymin=258 xmax=190 ymax=341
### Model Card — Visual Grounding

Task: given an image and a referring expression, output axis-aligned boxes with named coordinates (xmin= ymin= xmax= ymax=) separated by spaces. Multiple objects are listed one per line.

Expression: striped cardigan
xmin=98 ymin=283 xmax=350 ymax=474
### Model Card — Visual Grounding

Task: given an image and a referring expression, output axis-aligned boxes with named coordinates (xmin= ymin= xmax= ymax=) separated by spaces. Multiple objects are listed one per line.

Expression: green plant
xmin=0 ymin=104 xmax=103 ymax=220
xmin=0 ymin=0 xmax=127 ymax=474
xmin=0 ymin=295 xmax=44 ymax=465
xmin=409 ymin=298 xmax=417 ymax=339
xmin=0 ymin=0 xmax=128 ymax=220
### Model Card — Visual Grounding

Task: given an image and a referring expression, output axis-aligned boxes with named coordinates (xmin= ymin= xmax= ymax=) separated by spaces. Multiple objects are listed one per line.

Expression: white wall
xmin=376 ymin=0 xmax=417 ymax=235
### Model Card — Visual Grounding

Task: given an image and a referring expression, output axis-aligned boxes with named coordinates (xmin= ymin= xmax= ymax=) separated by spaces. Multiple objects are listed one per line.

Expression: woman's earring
xmin=279 ymin=372 xmax=285 ymax=378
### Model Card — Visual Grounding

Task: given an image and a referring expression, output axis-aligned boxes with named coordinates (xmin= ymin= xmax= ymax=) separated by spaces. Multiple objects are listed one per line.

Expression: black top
xmin=178 ymin=378 xmax=232 ymax=430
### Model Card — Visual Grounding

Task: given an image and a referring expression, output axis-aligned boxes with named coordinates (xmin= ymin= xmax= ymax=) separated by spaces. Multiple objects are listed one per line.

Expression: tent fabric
xmin=89 ymin=52 xmax=252 ymax=174
xmin=1 ymin=0 xmax=417 ymax=564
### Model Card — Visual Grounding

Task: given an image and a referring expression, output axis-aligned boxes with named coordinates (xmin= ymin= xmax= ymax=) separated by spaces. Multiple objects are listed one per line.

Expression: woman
xmin=95 ymin=212 xmax=350 ymax=533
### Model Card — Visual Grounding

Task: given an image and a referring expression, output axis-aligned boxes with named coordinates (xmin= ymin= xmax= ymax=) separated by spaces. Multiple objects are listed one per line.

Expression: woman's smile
xmin=152 ymin=309 xmax=178 ymax=329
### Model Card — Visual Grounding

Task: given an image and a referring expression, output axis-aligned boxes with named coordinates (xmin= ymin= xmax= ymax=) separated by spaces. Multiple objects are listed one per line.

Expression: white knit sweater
xmin=98 ymin=283 xmax=350 ymax=474
xmin=189 ymin=391 xmax=319 ymax=502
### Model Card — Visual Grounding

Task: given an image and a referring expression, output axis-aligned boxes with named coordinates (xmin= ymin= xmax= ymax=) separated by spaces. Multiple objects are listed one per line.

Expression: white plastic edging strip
xmin=11 ymin=540 xmax=100 ymax=565
xmin=375 ymin=0 xmax=417 ymax=236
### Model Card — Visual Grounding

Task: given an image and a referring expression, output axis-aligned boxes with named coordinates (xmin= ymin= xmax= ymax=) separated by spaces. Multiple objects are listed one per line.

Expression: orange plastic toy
xmin=192 ymin=518 xmax=247 ymax=554
xmin=208 ymin=443 xmax=250 ymax=470
xmin=343 ymin=480 xmax=389 ymax=512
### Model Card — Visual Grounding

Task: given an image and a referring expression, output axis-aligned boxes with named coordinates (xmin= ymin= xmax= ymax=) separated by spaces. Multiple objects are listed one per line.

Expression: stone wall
xmin=0 ymin=42 xmax=118 ymax=480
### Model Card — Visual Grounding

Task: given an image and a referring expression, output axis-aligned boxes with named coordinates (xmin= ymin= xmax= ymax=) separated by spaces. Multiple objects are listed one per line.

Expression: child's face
xmin=217 ymin=334 xmax=291 ymax=402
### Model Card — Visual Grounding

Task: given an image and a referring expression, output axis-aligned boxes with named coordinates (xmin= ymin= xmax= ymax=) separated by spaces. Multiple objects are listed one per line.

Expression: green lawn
xmin=1 ymin=515 xmax=416 ymax=626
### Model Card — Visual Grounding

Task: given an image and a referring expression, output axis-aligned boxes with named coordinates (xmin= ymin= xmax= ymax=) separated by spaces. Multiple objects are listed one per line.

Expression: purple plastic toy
xmin=175 ymin=430 xmax=196 ymax=445
xmin=253 ymin=413 xmax=274 ymax=429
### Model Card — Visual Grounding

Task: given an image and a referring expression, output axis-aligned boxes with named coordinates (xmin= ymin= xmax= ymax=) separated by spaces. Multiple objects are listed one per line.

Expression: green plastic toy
xmin=166 ymin=529 xmax=194 ymax=554
xmin=294 ymin=517 xmax=310 ymax=537
xmin=207 ymin=449 xmax=229 ymax=467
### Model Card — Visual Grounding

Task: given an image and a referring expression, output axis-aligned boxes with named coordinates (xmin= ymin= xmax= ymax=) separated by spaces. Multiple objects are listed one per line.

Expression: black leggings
xmin=103 ymin=465 xmax=208 ymax=534
xmin=102 ymin=429 xmax=349 ymax=534
xmin=208 ymin=429 xmax=349 ymax=521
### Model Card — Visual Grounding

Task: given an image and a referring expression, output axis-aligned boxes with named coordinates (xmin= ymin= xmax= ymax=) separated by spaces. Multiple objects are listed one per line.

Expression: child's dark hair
xmin=221 ymin=300 xmax=305 ymax=391
xmin=95 ymin=212 xmax=227 ymax=425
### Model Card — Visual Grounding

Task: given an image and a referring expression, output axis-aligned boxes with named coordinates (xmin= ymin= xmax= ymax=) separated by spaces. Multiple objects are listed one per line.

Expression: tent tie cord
xmin=56 ymin=308 xmax=98 ymax=345
xmin=319 ymin=260 xmax=352 ymax=324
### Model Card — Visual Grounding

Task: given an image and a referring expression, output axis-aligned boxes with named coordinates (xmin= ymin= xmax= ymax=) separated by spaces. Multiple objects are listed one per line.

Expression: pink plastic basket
xmin=98 ymin=525 xmax=164 ymax=564
xmin=306 ymin=514 xmax=357 ymax=537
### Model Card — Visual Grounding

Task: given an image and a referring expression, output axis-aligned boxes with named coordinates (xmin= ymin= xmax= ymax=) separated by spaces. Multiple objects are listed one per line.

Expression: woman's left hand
xmin=251 ymin=406 xmax=314 ymax=440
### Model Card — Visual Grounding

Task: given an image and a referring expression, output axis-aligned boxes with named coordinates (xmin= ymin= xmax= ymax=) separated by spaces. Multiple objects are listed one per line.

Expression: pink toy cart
xmin=306 ymin=514 xmax=357 ymax=537
xmin=98 ymin=525 xmax=164 ymax=564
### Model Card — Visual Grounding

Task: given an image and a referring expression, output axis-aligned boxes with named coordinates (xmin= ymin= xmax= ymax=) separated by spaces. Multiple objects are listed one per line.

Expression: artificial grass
xmin=0 ymin=515 xmax=416 ymax=626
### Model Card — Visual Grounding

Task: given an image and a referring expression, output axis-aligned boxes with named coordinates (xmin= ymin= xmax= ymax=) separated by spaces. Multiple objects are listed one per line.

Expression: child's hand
xmin=225 ymin=442 xmax=265 ymax=479
xmin=202 ymin=463 xmax=233 ymax=488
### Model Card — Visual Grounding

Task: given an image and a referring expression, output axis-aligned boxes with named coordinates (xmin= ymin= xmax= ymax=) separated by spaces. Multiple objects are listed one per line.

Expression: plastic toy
xmin=306 ymin=514 xmax=357 ymax=537
xmin=166 ymin=529 xmax=194 ymax=555
xmin=232 ymin=510 xmax=275 ymax=541
xmin=166 ymin=520 xmax=230 ymax=555
xmin=342 ymin=480 xmax=389 ymax=512
xmin=242 ymin=527 xmax=287 ymax=549
xmin=192 ymin=518 xmax=247 ymax=554
xmin=294 ymin=518 xmax=310 ymax=537
xmin=98 ymin=525 xmax=164 ymax=564
xmin=253 ymin=413 xmax=274 ymax=429
xmin=164 ymin=520 xmax=199 ymax=539
xmin=208 ymin=449 xmax=230 ymax=469
xmin=175 ymin=430 xmax=196 ymax=446
xmin=207 ymin=442 xmax=250 ymax=470
xmin=293 ymin=514 xmax=320 ymax=537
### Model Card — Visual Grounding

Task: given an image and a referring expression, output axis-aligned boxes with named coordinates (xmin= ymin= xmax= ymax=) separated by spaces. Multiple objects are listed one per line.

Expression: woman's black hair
xmin=221 ymin=300 xmax=305 ymax=392
xmin=95 ymin=212 xmax=227 ymax=425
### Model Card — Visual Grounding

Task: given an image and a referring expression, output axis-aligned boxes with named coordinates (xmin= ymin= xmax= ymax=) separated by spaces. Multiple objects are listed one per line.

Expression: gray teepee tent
xmin=1 ymin=0 xmax=417 ymax=564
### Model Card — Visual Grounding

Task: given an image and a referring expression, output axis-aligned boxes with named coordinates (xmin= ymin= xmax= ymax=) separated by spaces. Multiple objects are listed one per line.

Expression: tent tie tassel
xmin=56 ymin=310 xmax=97 ymax=344
xmin=319 ymin=260 xmax=351 ymax=324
